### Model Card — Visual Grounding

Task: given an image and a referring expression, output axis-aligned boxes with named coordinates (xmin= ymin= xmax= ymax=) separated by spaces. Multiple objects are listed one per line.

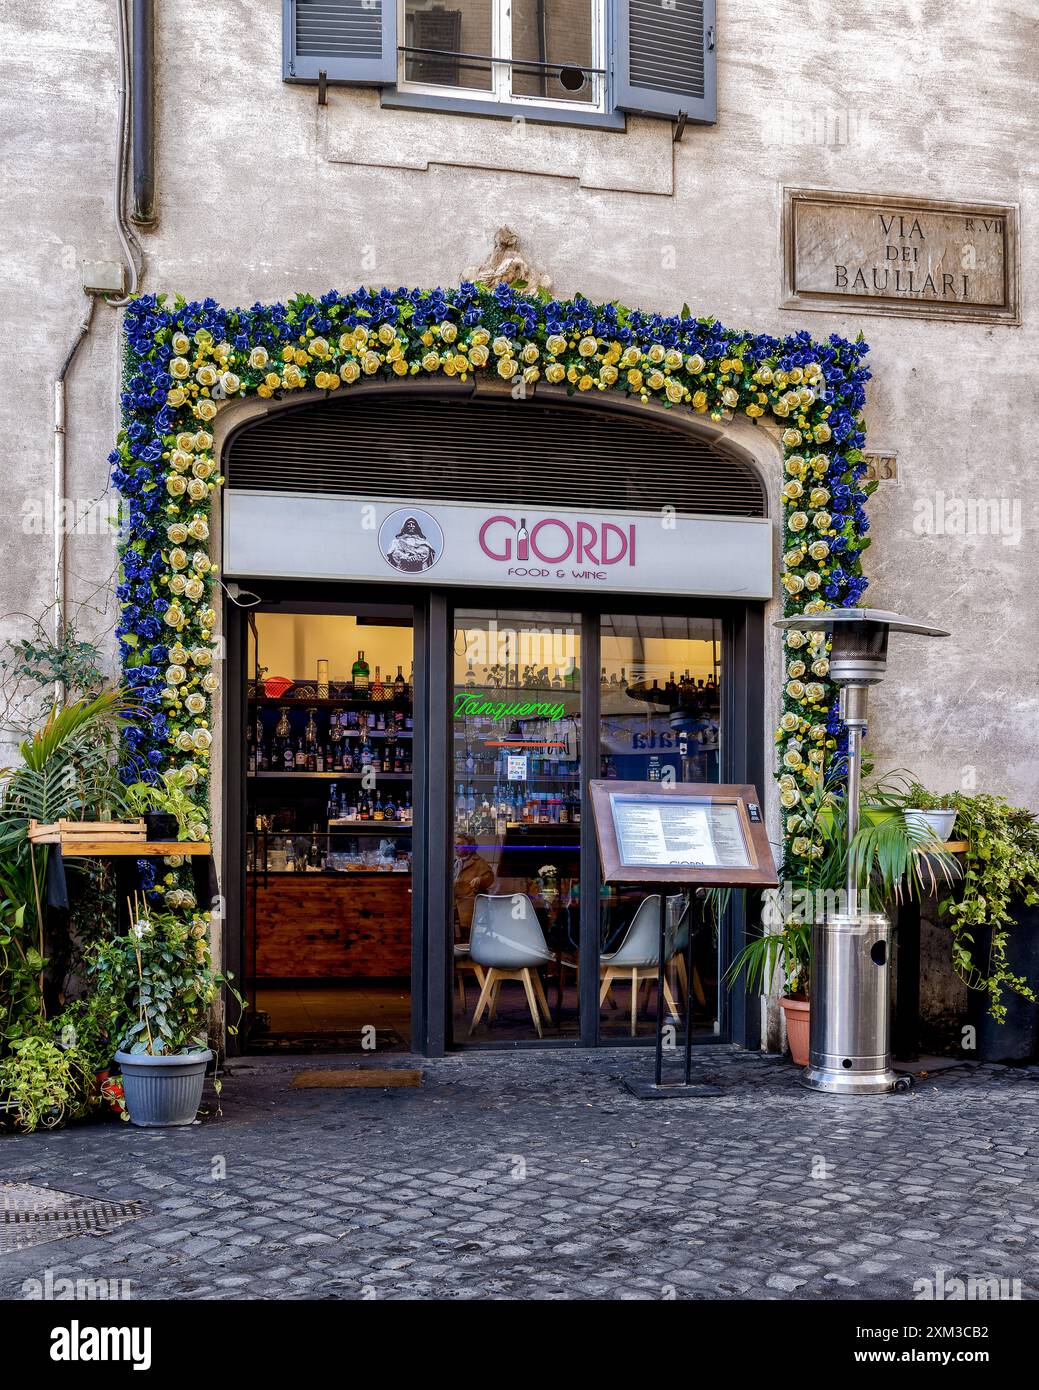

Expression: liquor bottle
xmin=401 ymin=791 xmax=412 ymax=824
xmin=283 ymin=736 xmax=295 ymax=772
xmin=247 ymin=719 xmax=256 ymax=773
xmin=295 ymin=736 xmax=305 ymax=770
xmin=516 ymin=517 xmax=529 ymax=561
xmin=359 ymin=736 xmax=372 ymax=771
xmin=496 ymin=788 xmax=508 ymax=835
xmin=408 ymin=661 xmax=414 ymax=699
xmin=466 ymin=782 xmax=477 ymax=819
xmin=370 ymin=743 xmax=382 ymax=774
xmin=600 ymin=666 xmax=609 ymax=688
xmin=326 ymin=783 xmax=339 ymax=820
xmin=558 ymin=789 xmax=569 ymax=824
xmin=383 ymin=794 xmax=396 ymax=822
xmin=456 ymin=786 xmax=467 ymax=827
xmin=393 ymin=664 xmax=406 ymax=699
xmin=352 ymin=650 xmax=370 ymax=694
xmin=372 ymin=665 xmax=383 ymax=700
xmin=305 ymin=709 xmax=318 ymax=772
xmin=315 ymin=740 xmax=325 ymax=774
xmin=374 ymin=795 xmax=384 ymax=821
xmin=572 ymin=787 xmax=581 ymax=825
xmin=403 ymin=752 xmax=412 ymax=774
xmin=465 ymin=660 xmax=477 ymax=690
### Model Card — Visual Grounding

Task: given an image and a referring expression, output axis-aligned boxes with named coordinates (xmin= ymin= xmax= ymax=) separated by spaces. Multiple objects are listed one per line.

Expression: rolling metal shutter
xmin=224 ymin=392 xmax=766 ymax=519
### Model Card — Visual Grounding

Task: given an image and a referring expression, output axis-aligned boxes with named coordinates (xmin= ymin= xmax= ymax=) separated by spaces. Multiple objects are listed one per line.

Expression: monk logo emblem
xmin=379 ymin=508 xmax=443 ymax=574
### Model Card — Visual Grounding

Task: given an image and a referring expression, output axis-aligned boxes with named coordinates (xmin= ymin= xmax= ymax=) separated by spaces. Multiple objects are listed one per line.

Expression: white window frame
xmin=396 ymin=0 xmax=607 ymax=116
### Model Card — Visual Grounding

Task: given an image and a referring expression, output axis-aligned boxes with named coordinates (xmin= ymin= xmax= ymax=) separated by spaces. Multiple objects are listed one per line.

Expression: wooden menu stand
xmin=588 ymin=782 xmax=779 ymax=1099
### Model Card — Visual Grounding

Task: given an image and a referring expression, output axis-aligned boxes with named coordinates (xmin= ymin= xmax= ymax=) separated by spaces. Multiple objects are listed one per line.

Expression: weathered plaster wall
xmin=2 ymin=1 xmax=1035 ymax=1046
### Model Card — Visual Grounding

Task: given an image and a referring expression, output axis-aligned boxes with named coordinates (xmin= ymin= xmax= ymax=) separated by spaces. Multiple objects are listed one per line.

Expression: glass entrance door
xmin=451 ymin=609 xmax=582 ymax=1041
xmin=598 ymin=614 xmax=723 ymax=1039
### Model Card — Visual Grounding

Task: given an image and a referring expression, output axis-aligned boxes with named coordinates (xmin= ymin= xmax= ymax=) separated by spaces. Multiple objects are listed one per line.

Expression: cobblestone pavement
xmin=1 ymin=1048 xmax=1037 ymax=1301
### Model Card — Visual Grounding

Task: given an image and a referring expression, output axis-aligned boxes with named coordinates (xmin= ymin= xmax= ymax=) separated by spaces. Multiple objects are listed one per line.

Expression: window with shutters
xmin=398 ymin=0 xmax=606 ymax=115
xmin=284 ymin=0 xmax=716 ymax=128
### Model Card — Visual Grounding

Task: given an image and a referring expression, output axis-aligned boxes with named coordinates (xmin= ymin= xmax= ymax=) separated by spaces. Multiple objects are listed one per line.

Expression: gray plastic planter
xmin=114 ymin=1049 xmax=213 ymax=1127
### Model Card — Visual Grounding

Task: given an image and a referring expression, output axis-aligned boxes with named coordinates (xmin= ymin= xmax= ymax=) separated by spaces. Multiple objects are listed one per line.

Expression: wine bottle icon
xmin=516 ymin=517 xmax=529 ymax=561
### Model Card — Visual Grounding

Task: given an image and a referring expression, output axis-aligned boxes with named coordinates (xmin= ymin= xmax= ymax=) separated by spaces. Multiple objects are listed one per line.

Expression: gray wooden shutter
xmin=613 ymin=0 xmax=716 ymax=122
xmin=283 ymin=0 xmax=397 ymax=84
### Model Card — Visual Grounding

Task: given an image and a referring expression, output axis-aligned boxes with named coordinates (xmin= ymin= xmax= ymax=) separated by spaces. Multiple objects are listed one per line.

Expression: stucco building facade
xmin=2 ymin=1 xmax=1035 ymax=1050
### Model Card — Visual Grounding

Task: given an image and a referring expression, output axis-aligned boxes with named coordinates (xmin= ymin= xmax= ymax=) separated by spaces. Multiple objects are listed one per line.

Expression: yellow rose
xmin=782 ymin=429 xmax=803 ymax=448
xmin=492 ymin=336 xmax=512 ymax=357
xmin=522 ymin=366 xmax=539 ymax=385
xmin=190 ymin=646 xmax=212 ymax=667
xmin=378 ymin=324 xmax=396 ymax=346
xmin=167 ymin=387 xmax=187 ymax=407
xmin=810 ymin=487 xmax=830 ymax=508
xmin=780 ymin=713 xmax=799 ymax=732
xmin=192 ymin=729 xmax=213 ymax=751
xmin=621 ymin=346 xmax=641 ymax=368
xmin=196 ymin=365 xmax=218 ymax=387
xmin=788 ymin=511 xmax=808 ymax=532
xmin=785 ymin=631 xmax=806 ymax=649
xmin=664 ymin=349 xmax=683 ymax=371
xmin=192 ymin=459 xmax=213 ymax=480
xmin=470 ymin=328 xmax=490 ymax=347
xmin=784 ymin=749 xmax=805 ymax=770
xmin=421 ymin=352 xmax=440 ymax=372
xmin=545 ymin=363 xmax=566 ymax=384
xmin=783 ymin=574 xmax=805 ymax=594
xmin=692 ymin=390 xmax=708 ymax=411
xmin=546 ymin=335 xmax=567 ymax=356
xmin=809 ymin=541 xmax=831 ymax=562
xmin=647 ymin=371 xmax=665 ymax=391
xmin=309 ymin=337 xmax=329 ymax=359
xmin=187 ymin=479 xmax=208 ymax=501
xmin=168 ymin=547 xmax=188 ymax=571
xmin=665 ymin=380 xmax=684 ymax=404
xmin=647 ymin=344 xmax=665 ymax=364
xmin=184 ymin=577 xmax=205 ymax=602
xmin=166 ymin=475 xmax=187 ymax=497
xmin=171 ymin=332 xmax=190 ymax=355
xmin=169 ymin=357 xmax=190 ymax=380
xmin=783 ymin=547 xmax=805 ymax=567
xmin=804 ymin=682 xmax=825 ymax=702
xmin=786 ymin=680 xmax=805 ymax=699
xmin=600 ymin=364 xmax=619 ymax=386
xmin=188 ymin=517 xmax=209 ymax=541
xmin=283 ymin=365 xmax=303 ymax=388
xmin=685 ymin=354 xmax=705 ymax=374
xmin=439 ymin=321 xmax=457 ymax=343
xmin=578 ymin=336 xmax=598 ymax=357
xmin=627 ymin=369 xmax=644 ymax=390
xmin=578 ymin=374 xmax=594 ymax=391
xmin=184 ymin=693 xmax=207 ymax=715
xmin=521 ymin=343 xmax=540 ymax=364
xmin=196 ymin=399 xmax=217 ymax=421
xmin=813 ymin=511 xmax=832 ymax=531
xmin=342 ymin=360 xmax=360 ymax=383
xmin=469 ymin=344 xmax=490 ymax=368
xmin=220 ymin=372 xmax=241 ymax=394
xmin=787 ymin=660 xmax=806 ymax=679
xmin=362 ymin=352 xmax=381 ymax=375
xmin=782 ymin=481 xmax=803 ymax=502
xmin=201 ymin=672 xmax=219 ymax=693
xmin=248 ymin=347 xmax=268 ymax=369
xmin=164 ymin=604 xmax=185 ymax=629
xmin=813 ymin=423 xmax=832 ymax=443
xmin=803 ymin=572 xmax=822 ymax=590
xmin=811 ymin=658 xmax=830 ymax=677
xmin=755 ymin=365 xmax=773 ymax=385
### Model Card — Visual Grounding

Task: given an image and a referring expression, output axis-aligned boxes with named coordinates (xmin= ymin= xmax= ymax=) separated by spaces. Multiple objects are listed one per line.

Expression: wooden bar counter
xmin=250 ymin=872 xmax=412 ymax=979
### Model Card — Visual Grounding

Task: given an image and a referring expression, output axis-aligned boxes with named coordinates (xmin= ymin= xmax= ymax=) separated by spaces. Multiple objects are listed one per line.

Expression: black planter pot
xmin=967 ymin=898 xmax=1039 ymax=1062
xmin=145 ymin=811 xmax=178 ymax=842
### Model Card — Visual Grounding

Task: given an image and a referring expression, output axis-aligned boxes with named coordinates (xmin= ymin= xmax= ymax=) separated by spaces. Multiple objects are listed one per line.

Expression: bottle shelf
xmin=250 ymin=695 xmax=413 ymax=710
xmin=327 ymin=819 xmax=413 ymax=831
xmin=249 ymin=772 xmax=412 ymax=781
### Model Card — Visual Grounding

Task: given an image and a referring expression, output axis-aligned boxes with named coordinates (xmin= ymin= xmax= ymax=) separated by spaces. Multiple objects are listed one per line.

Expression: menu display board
xmin=589 ymin=782 xmax=778 ymax=887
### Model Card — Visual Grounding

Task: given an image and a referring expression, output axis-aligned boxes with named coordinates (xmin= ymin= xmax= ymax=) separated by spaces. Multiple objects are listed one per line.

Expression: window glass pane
xmin=511 ymin=0 xmax=595 ymax=103
xmin=598 ymin=614 xmax=722 ymax=1040
xmin=452 ymin=610 xmax=582 ymax=1042
xmin=403 ymin=0 xmax=493 ymax=91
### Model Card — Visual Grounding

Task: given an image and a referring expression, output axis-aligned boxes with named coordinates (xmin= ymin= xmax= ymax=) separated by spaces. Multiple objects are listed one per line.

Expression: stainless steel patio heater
xmin=773 ymin=609 xmax=949 ymax=1096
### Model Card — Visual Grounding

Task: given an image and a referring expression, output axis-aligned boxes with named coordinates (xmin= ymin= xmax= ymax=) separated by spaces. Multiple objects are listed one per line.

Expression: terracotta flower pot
xmin=780 ymin=996 xmax=810 ymax=1067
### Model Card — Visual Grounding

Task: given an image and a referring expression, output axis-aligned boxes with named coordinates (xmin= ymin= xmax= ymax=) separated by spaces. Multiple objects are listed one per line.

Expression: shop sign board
xmin=223 ymin=490 xmax=772 ymax=600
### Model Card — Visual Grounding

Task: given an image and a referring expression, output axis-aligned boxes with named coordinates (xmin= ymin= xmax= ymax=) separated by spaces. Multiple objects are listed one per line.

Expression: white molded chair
xmin=599 ymin=894 xmax=683 ymax=1036
xmin=468 ymin=894 xmax=553 ymax=1038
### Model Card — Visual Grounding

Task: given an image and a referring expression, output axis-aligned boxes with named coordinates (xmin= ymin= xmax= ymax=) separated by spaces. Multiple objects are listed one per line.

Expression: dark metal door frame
xmin=223 ymin=582 xmax=766 ymax=1058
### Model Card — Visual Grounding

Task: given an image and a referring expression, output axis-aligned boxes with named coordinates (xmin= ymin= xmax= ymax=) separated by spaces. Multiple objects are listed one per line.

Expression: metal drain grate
xmin=0 ymin=1183 xmax=144 ymax=1255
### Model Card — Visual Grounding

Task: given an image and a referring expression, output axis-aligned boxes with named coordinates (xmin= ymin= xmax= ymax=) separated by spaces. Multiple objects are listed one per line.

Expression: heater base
xmin=801 ymin=1063 xmax=901 ymax=1096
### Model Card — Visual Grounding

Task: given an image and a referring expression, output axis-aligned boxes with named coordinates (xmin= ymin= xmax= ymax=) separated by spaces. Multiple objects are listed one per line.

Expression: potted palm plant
xmin=94 ymin=897 xmax=218 ymax=1126
xmin=123 ymin=769 xmax=209 ymax=843
xmin=728 ymin=916 xmax=812 ymax=1064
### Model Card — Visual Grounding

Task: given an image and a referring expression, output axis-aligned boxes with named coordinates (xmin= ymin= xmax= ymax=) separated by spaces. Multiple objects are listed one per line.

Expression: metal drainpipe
xmin=53 ymin=295 xmax=98 ymax=705
xmin=130 ymin=0 xmax=155 ymax=225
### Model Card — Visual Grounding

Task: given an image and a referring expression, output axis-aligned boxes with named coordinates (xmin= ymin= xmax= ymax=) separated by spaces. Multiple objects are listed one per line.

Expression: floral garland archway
xmin=110 ymin=283 xmax=872 ymax=909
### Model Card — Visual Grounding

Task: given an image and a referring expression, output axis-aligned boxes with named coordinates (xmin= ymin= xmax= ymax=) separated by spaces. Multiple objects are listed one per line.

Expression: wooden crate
xmin=28 ymin=818 xmax=147 ymax=846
